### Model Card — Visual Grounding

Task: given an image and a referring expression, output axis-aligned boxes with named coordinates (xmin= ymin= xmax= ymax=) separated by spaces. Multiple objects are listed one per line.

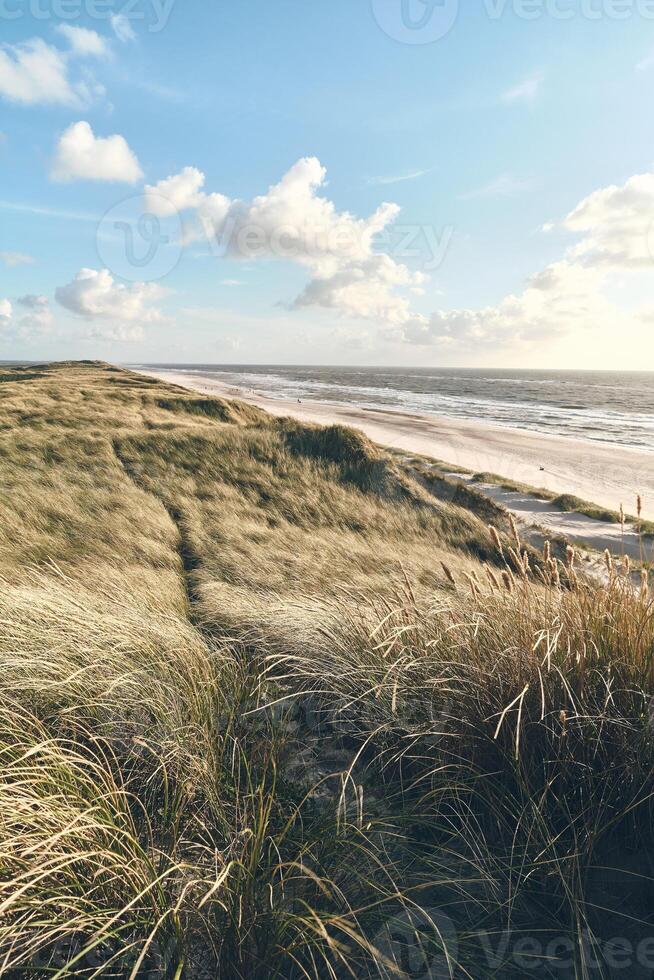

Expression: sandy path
xmin=136 ymin=368 xmax=654 ymax=523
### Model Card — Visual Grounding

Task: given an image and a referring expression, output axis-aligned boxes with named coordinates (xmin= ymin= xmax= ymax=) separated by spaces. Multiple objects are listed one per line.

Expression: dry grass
xmin=472 ymin=471 xmax=654 ymax=537
xmin=1 ymin=362 xmax=653 ymax=978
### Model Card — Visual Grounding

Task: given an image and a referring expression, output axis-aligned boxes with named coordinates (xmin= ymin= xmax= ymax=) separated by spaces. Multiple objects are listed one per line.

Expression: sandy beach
xmin=138 ymin=368 xmax=654 ymax=522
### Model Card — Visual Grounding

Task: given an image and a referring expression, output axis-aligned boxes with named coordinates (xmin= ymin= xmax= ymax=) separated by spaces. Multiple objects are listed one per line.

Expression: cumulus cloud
xmin=145 ymin=156 xmax=424 ymax=324
xmin=0 ymin=36 xmax=104 ymax=107
xmin=396 ymin=262 xmax=610 ymax=349
xmin=0 ymin=251 xmax=34 ymax=267
xmin=111 ymin=14 xmax=136 ymax=43
xmin=55 ymin=25 xmax=110 ymax=58
xmin=144 ymin=166 xmax=205 ymax=216
xmin=293 ymin=253 xmax=424 ymax=324
xmin=51 ymin=121 xmax=143 ymax=183
xmin=562 ymin=172 xmax=654 ymax=269
xmin=55 ymin=268 xmax=167 ymax=332
xmin=0 ymin=38 xmax=76 ymax=106
xmin=394 ymin=167 xmax=654 ymax=351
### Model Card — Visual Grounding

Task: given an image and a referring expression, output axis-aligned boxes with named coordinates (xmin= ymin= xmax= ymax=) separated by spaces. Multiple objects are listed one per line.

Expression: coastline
xmin=136 ymin=367 xmax=654 ymax=522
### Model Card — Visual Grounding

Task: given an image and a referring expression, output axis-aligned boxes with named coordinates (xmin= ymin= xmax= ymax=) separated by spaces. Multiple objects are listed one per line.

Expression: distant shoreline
xmin=136 ymin=366 xmax=654 ymax=522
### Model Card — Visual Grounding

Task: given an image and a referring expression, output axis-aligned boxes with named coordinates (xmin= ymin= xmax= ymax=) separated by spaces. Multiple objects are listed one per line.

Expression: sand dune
xmin=458 ymin=477 xmax=650 ymax=562
xmin=137 ymin=368 xmax=654 ymax=523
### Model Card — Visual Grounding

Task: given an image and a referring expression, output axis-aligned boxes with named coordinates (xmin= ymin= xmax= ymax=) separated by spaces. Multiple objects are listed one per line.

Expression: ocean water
xmin=140 ymin=365 xmax=654 ymax=453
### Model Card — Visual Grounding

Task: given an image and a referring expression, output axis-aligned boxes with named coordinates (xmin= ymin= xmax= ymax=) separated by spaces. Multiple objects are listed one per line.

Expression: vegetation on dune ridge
xmin=1 ymin=361 xmax=653 ymax=978
xmin=472 ymin=470 xmax=654 ymax=537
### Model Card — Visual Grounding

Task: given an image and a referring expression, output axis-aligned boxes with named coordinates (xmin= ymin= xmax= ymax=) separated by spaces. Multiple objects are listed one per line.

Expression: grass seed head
xmin=489 ymin=525 xmax=504 ymax=557
xmin=440 ymin=562 xmax=457 ymax=589
xmin=509 ymin=514 xmax=521 ymax=552
xmin=641 ymin=569 xmax=650 ymax=600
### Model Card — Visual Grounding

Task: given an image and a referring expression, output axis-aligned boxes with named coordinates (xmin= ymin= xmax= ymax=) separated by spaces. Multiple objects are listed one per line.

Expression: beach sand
xmin=137 ymin=368 xmax=654 ymax=523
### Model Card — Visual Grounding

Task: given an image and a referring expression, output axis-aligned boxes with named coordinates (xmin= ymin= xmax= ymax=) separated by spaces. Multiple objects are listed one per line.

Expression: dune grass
xmin=1 ymin=362 xmax=654 ymax=978
xmin=472 ymin=471 xmax=654 ymax=537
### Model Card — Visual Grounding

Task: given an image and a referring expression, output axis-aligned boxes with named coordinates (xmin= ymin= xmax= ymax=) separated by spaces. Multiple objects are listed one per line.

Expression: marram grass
xmin=0 ymin=362 xmax=653 ymax=978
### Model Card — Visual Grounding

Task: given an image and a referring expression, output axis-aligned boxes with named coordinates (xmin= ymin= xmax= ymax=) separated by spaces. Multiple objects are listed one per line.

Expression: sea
xmin=137 ymin=365 xmax=654 ymax=453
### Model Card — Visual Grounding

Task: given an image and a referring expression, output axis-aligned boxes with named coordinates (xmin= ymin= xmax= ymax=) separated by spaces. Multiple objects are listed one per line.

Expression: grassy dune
xmin=471 ymin=471 xmax=654 ymax=538
xmin=1 ymin=361 xmax=654 ymax=978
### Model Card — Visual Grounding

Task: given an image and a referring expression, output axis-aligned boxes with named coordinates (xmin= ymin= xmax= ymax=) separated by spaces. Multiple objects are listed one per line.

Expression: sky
xmin=2 ymin=0 xmax=654 ymax=368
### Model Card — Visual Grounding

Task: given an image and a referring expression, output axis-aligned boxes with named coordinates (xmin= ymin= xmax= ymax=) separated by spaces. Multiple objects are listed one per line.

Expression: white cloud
xmin=111 ymin=14 xmax=136 ymax=43
xmin=85 ymin=321 xmax=146 ymax=341
xmin=459 ymin=174 xmax=536 ymax=200
xmin=293 ymin=253 xmax=424 ymax=324
xmin=145 ymin=156 xmax=424 ymax=324
xmin=366 ymin=169 xmax=431 ymax=186
xmin=55 ymin=268 xmax=167 ymax=330
xmin=0 ymin=295 xmax=53 ymax=336
xmin=0 ymin=36 xmax=103 ymax=107
xmin=144 ymin=166 xmax=205 ymax=216
xmin=55 ymin=25 xmax=110 ymax=59
xmin=396 ymin=261 xmax=611 ymax=349
xmin=0 ymin=299 xmax=12 ymax=327
xmin=0 ymin=251 xmax=34 ymax=267
xmin=140 ymin=157 xmax=654 ymax=355
xmin=394 ymin=167 xmax=654 ymax=352
xmin=562 ymin=172 xmax=654 ymax=269
xmin=0 ymin=38 xmax=77 ymax=106
xmin=17 ymin=294 xmax=47 ymax=308
xmin=16 ymin=294 xmax=53 ymax=334
xmin=501 ymin=73 xmax=544 ymax=104
xmin=51 ymin=121 xmax=143 ymax=183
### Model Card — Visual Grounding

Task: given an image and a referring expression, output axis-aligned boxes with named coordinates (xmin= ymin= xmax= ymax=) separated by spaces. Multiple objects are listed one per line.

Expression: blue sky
xmin=2 ymin=0 xmax=654 ymax=366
